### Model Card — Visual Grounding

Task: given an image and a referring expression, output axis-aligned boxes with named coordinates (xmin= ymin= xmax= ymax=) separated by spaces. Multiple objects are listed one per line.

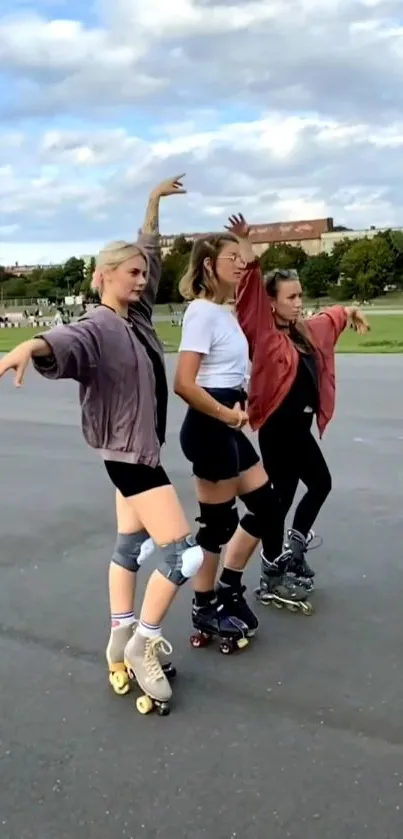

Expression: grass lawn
xmin=0 ymin=315 xmax=402 ymax=353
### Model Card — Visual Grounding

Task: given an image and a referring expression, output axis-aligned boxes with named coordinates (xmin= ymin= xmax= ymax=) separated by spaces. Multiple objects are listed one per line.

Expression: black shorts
xmin=104 ymin=461 xmax=171 ymax=498
xmin=179 ymin=387 xmax=260 ymax=482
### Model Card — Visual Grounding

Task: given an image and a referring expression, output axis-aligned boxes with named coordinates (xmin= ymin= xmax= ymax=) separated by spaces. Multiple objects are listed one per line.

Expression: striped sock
xmin=138 ymin=620 xmax=162 ymax=639
xmin=111 ymin=611 xmax=135 ymax=629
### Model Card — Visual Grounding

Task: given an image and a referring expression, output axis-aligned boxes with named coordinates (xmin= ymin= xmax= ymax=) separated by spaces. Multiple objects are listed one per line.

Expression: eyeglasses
xmin=218 ymin=253 xmax=247 ymax=265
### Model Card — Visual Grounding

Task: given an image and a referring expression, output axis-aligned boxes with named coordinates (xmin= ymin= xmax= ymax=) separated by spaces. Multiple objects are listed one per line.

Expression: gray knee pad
xmin=112 ymin=530 xmax=155 ymax=573
xmin=196 ymin=499 xmax=239 ymax=554
xmin=157 ymin=535 xmax=204 ymax=586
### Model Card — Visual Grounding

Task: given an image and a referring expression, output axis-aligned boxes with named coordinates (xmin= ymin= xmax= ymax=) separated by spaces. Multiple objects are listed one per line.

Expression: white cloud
xmin=1 ymin=0 xmax=403 ymax=262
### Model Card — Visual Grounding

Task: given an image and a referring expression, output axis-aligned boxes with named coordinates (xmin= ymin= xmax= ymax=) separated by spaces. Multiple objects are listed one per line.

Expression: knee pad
xmin=158 ymin=535 xmax=204 ymax=587
xmin=112 ymin=530 xmax=155 ymax=573
xmin=239 ymin=482 xmax=278 ymax=540
xmin=195 ymin=499 xmax=239 ymax=554
xmin=239 ymin=511 xmax=260 ymax=539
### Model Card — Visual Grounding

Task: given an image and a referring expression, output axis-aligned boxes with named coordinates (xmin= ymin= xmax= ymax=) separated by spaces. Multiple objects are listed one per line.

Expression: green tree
xmin=339 ymin=234 xmax=395 ymax=299
xmin=62 ymin=257 xmax=85 ymax=293
xmin=82 ymin=257 xmax=96 ymax=296
xmin=159 ymin=238 xmax=192 ymax=303
xmin=1 ymin=276 xmax=28 ymax=298
xmin=171 ymin=235 xmax=192 ymax=256
xmin=260 ymin=243 xmax=308 ymax=273
xmin=330 ymin=238 xmax=354 ymax=268
xmin=300 ymin=253 xmax=339 ymax=299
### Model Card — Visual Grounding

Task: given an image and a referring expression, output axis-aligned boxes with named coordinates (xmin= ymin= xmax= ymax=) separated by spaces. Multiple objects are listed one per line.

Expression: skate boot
xmin=285 ymin=528 xmax=315 ymax=586
xmin=106 ymin=622 xmax=176 ymax=697
xmin=255 ymin=550 xmax=314 ymax=615
xmin=216 ymin=581 xmax=259 ymax=637
xmin=124 ymin=628 xmax=173 ymax=716
xmin=190 ymin=597 xmax=249 ymax=655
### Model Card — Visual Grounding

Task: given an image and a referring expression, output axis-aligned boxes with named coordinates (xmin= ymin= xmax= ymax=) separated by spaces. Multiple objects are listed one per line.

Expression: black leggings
xmin=258 ymin=412 xmax=332 ymax=560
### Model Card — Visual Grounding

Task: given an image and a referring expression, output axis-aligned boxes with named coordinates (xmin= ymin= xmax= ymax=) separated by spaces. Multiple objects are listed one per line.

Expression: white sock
xmin=111 ymin=611 xmax=135 ymax=629
xmin=138 ymin=620 xmax=162 ymax=639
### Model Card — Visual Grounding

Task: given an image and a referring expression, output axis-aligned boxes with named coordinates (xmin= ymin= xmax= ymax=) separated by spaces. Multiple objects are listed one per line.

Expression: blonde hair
xmin=178 ymin=233 xmax=238 ymax=301
xmin=91 ymin=240 xmax=148 ymax=293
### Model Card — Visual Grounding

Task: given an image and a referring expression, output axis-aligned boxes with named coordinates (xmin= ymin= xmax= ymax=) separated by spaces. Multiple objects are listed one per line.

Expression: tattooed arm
xmin=134 ymin=174 xmax=186 ymax=319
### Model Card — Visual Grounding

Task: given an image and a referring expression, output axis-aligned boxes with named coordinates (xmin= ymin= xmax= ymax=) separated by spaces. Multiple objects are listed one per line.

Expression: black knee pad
xmin=196 ymin=499 xmax=239 ymax=554
xmin=239 ymin=482 xmax=278 ymax=539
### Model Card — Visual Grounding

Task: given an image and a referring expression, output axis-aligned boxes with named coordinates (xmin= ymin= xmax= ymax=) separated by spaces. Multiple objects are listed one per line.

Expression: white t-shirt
xmin=178 ymin=299 xmax=249 ymax=388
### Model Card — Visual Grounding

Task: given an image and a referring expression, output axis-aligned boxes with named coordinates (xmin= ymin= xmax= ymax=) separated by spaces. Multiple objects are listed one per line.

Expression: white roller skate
xmin=124 ymin=627 xmax=173 ymax=716
xmin=106 ymin=621 xmax=176 ymax=697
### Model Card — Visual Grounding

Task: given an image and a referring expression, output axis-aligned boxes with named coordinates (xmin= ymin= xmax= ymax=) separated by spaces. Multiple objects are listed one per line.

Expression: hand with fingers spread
xmin=0 ymin=338 xmax=50 ymax=387
xmin=151 ymin=174 xmax=186 ymax=199
xmin=225 ymin=213 xmax=255 ymax=265
xmin=345 ymin=307 xmax=370 ymax=335
xmin=225 ymin=213 xmax=250 ymax=239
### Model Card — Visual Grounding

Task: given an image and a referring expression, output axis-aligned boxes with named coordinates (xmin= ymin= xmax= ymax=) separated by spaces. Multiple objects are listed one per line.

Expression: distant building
xmin=5 ymin=263 xmax=39 ymax=277
xmin=321 ymin=225 xmax=403 ymax=254
xmin=161 ymin=217 xmax=334 ymax=258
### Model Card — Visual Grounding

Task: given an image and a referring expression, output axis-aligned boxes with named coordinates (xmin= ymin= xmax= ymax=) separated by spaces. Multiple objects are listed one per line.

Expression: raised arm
xmin=134 ymin=174 xmax=186 ymax=321
xmin=225 ymin=214 xmax=279 ymax=358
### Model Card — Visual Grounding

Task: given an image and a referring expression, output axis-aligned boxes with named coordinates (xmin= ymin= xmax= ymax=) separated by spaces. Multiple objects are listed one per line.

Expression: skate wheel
xmin=109 ymin=670 xmax=130 ymax=696
xmin=136 ymin=695 xmax=154 ymax=715
xmin=219 ymin=642 xmax=233 ymax=655
xmin=237 ymin=637 xmax=249 ymax=650
xmin=286 ymin=604 xmax=299 ymax=612
xmin=155 ymin=701 xmax=170 ymax=717
xmin=190 ymin=632 xmax=211 ymax=649
xmin=271 ymin=600 xmax=284 ymax=610
xmin=300 ymin=601 xmax=314 ymax=615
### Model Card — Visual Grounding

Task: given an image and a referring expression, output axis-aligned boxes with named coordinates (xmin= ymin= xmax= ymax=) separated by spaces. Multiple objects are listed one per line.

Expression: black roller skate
xmin=190 ymin=597 xmax=250 ymax=655
xmin=216 ymin=581 xmax=259 ymax=637
xmin=284 ymin=528 xmax=316 ymax=589
xmin=254 ymin=550 xmax=314 ymax=615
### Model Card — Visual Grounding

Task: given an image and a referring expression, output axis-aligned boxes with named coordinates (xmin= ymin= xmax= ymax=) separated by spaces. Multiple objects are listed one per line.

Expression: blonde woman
xmin=0 ymin=176 xmax=205 ymax=715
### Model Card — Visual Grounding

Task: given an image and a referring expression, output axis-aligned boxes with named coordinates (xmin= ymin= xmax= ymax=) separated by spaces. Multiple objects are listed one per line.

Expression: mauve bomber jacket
xmin=33 ymin=232 xmax=167 ymax=467
xmin=236 ymin=260 xmax=348 ymax=437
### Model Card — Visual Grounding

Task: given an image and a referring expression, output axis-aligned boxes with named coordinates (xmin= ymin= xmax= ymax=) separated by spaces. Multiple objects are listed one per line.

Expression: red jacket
xmin=236 ymin=261 xmax=347 ymax=437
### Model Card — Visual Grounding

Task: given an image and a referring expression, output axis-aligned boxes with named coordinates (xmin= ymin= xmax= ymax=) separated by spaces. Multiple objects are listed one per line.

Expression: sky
xmin=1 ymin=0 xmax=403 ymax=265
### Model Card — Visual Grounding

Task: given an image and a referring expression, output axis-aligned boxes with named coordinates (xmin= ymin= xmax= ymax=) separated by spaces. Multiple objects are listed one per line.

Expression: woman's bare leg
xmin=109 ymin=490 xmax=150 ymax=616
xmin=192 ymin=476 xmax=238 ymax=593
xmin=107 ymin=491 xmax=156 ymax=694
xmin=122 ymin=485 xmax=204 ymax=705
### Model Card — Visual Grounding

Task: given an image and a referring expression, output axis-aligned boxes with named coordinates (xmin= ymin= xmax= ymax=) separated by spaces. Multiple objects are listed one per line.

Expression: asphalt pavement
xmin=1 ymin=354 xmax=403 ymax=839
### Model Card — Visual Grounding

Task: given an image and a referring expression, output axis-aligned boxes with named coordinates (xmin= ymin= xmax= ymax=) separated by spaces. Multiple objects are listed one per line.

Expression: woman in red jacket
xmin=224 ymin=214 xmax=369 ymax=612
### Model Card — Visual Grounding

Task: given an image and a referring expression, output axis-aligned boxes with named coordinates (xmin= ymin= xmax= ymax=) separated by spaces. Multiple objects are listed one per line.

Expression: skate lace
xmin=144 ymin=636 xmax=173 ymax=682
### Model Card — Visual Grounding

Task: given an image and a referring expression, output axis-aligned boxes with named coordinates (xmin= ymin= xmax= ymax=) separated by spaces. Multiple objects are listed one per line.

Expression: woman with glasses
xmin=173 ymin=227 xmax=293 ymax=652
xmin=222 ymin=215 xmax=369 ymax=613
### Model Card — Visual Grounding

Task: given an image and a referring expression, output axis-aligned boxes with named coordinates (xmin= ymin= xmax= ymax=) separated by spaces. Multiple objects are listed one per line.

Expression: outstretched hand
xmin=152 ymin=174 xmax=186 ymax=198
xmin=0 ymin=342 xmax=33 ymax=387
xmin=225 ymin=213 xmax=250 ymax=239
